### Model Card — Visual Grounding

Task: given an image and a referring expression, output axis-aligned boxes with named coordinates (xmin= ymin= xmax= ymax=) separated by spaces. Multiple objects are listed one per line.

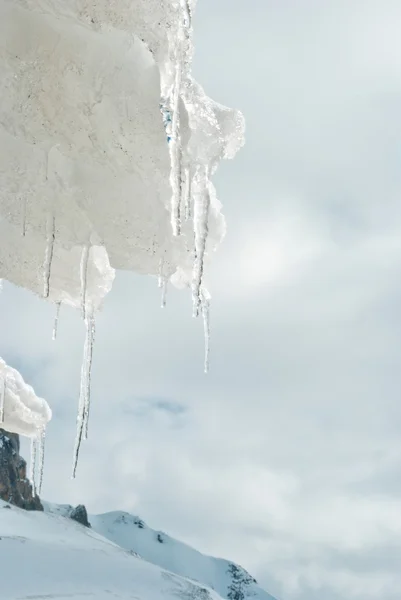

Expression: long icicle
xmin=169 ymin=0 xmax=192 ymax=237
xmin=161 ymin=279 xmax=168 ymax=308
xmin=72 ymin=308 xmax=96 ymax=477
xmin=0 ymin=376 xmax=5 ymax=424
xmin=200 ymin=288 xmax=211 ymax=374
xmin=30 ymin=436 xmax=37 ymax=497
xmin=83 ymin=311 xmax=95 ymax=441
xmin=52 ymin=302 xmax=61 ymax=341
xmin=43 ymin=214 xmax=55 ymax=298
xmin=72 ymin=380 xmax=85 ymax=479
xmin=183 ymin=167 xmax=192 ymax=221
xmin=170 ymin=80 xmax=182 ymax=237
xmin=192 ymin=168 xmax=211 ymax=316
xmin=80 ymin=244 xmax=89 ymax=320
xmin=158 ymin=258 xmax=168 ymax=308
xmin=37 ymin=427 xmax=46 ymax=495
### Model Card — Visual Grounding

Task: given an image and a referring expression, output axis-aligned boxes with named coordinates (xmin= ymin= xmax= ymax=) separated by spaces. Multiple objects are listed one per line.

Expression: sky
xmin=1 ymin=1 xmax=401 ymax=599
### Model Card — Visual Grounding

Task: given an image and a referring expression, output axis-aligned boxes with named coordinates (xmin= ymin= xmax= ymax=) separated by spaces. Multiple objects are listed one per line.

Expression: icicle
xmin=158 ymin=259 xmax=168 ymax=308
xmin=43 ymin=214 xmax=55 ymax=298
xmin=0 ymin=376 xmax=5 ymax=424
xmin=72 ymin=309 xmax=95 ymax=478
xmin=169 ymin=0 xmax=193 ymax=236
xmin=192 ymin=168 xmax=211 ymax=316
xmin=182 ymin=0 xmax=192 ymax=28
xmin=72 ymin=387 xmax=85 ymax=479
xmin=80 ymin=244 xmax=90 ymax=320
xmin=83 ymin=312 xmax=95 ymax=441
xmin=30 ymin=436 xmax=37 ymax=497
xmin=170 ymin=85 xmax=182 ymax=237
xmin=161 ymin=279 xmax=168 ymax=308
xmin=52 ymin=302 xmax=61 ymax=341
xmin=183 ymin=167 xmax=191 ymax=221
xmin=158 ymin=258 xmax=164 ymax=289
xmin=201 ymin=288 xmax=211 ymax=374
xmin=37 ymin=427 xmax=46 ymax=495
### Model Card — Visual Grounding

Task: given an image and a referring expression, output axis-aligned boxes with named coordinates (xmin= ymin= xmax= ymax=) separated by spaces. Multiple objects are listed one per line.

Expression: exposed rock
xmin=227 ymin=563 xmax=258 ymax=600
xmin=0 ymin=428 xmax=43 ymax=511
xmin=70 ymin=504 xmax=91 ymax=528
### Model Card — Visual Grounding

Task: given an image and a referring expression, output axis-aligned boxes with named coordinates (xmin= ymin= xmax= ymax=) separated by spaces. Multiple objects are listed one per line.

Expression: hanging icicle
xmin=83 ymin=311 xmax=95 ymax=441
xmin=72 ymin=308 xmax=96 ymax=478
xmin=169 ymin=91 xmax=183 ymax=237
xmin=0 ymin=376 xmax=5 ymax=424
xmin=43 ymin=214 xmax=55 ymax=298
xmin=158 ymin=258 xmax=164 ymax=289
xmin=200 ymin=288 xmax=211 ymax=374
xmin=158 ymin=258 xmax=168 ymax=308
xmin=183 ymin=167 xmax=192 ymax=221
xmin=80 ymin=244 xmax=90 ymax=320
xmin=161 ymin=278 xmax=168 ymax=308
xmin=30 ymin=436 xmax=37 ymax=497
xmin=168 ymin=0 xmax=193 ymax=237
xmin=52 ymin=302 xmax=61 ymax=341
xmin=37 ymin=427 xmax=46 ymax=495
xmin=192 ymin=166 xmax=211 ymax=316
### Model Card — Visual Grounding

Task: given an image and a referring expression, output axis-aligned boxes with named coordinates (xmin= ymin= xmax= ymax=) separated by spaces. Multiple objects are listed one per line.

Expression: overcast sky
xmin=1 ymin=1 xmax=401 ymax=599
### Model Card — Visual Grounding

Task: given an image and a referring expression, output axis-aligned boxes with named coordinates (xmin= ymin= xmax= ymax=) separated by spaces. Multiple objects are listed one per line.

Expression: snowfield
xmin=0 ymin=499 xmax=224 ymax=600
xmin=0 ymin=499 xmax=277 ymax=600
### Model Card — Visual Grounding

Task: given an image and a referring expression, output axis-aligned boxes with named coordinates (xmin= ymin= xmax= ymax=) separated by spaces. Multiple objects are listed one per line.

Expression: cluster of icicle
xmin=161 ymin=0 xmax=211 ymax=373
xmin=29 ymin=0 xmax=230 ymax=481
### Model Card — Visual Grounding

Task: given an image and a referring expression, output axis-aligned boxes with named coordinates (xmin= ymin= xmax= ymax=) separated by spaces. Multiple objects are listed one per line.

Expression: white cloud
xmin=1 ymin=2 xmax=401 ymax=600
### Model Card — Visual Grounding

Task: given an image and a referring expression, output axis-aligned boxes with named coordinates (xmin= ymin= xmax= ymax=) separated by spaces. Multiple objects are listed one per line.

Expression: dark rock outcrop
xmin=70 ymin=504 xmax=91 ymax=528
xmin=227 ymin=563 xmax=258 ymax=600
xmin=0 ymin=428 xmax=43 ymax=511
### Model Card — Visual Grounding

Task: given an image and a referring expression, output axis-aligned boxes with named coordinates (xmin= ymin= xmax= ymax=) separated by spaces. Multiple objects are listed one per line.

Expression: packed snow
xmin=0 ymin=358 xmax=51 ymax=440
xmin=0 ymin=0 xmax=244 ymax=465
xmin=0 ymin=359 xmax=51 ymax=493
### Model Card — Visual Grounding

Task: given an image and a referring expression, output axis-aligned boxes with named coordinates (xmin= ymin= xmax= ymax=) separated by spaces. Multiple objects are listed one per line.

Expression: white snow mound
xmin=0 ymin=0 xmax=244 ymax=308
xmin=0 ymin=358 xmax=51 ymax=438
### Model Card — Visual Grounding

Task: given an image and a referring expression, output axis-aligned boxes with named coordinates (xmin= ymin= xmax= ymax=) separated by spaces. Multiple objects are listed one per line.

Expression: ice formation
xmin=0 ymin=358 xmax=51 ymax=493
xmin=52 ymin=302 xmax=61 ymax=341
xmin=0 ymin=0 xmax=245 ymax=472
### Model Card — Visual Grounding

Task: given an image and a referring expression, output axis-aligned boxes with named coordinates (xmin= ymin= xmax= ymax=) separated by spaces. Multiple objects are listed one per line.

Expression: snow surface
xmin=0 ymin=358 xmax=51 ymax=439
xmin=0 ymin=358 xmax=51 ymax=493
xmin=44 ymin=503 xmax=277 ymax=600
xmin=0 ymin=0 xmax=244 ymax=455
xmin=0 ymin=499 xmax=224 ymax=600
xmin=0 ymin=0 xmax=244 ymax=305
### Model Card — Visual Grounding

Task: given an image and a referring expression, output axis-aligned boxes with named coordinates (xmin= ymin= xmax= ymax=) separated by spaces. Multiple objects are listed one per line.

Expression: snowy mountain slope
xmin=0 ymin=499 xmax=224 ymax=600
xmin=44 ymin=503 xmax=277 ymax=600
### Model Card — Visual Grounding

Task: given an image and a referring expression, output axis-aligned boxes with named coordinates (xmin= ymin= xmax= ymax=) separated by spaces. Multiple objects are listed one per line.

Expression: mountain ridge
xmin=43 ymin=503 xmax=277 ymax=600
xmin=0 ymin=428 xmax=278 ymax=600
